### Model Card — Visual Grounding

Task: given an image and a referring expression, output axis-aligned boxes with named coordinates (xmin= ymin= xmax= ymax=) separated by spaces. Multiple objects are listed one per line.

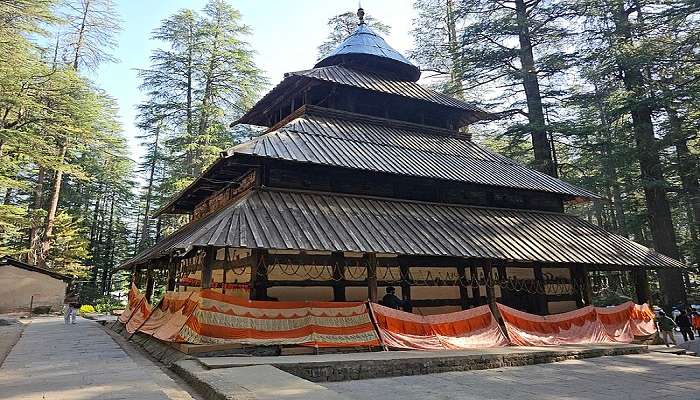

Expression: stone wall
xmin=0 ymin=266 xmax=67 ymax=313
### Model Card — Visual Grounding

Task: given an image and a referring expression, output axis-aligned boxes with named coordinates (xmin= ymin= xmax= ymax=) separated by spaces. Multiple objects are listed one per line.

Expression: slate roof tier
xmin=123 ymin=188 xmax=683 ymax=269
xmin=236 ymin=66 xmax=489 ymax=127
xmin=226 ymin=108 xmax=598 ymax=199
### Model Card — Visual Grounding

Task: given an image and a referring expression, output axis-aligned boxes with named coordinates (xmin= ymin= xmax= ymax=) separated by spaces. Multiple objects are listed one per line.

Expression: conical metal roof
xmin=314 ymin=23 xmax=421 ymax=82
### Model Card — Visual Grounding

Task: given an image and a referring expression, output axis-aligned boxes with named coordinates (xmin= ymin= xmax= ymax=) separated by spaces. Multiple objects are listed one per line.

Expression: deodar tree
xmin=135 ymin=0 xmax=264 ymax=245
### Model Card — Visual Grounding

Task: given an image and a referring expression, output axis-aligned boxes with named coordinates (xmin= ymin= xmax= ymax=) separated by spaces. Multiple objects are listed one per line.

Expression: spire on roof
xmin=314 ymin=8 xmax=421 ymax=82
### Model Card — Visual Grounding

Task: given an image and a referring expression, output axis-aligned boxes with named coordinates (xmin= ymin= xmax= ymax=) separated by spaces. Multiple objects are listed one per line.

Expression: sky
xmin=91 ymin=0 xmax=418 ymax=163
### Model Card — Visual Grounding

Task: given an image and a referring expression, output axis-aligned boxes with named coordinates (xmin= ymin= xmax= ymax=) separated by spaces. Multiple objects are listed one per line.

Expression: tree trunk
xmin=186 ymin=25 xmax=194 ymax=176
xmin=514 ymin=0 xmax=557 ymax=177
xmin=38 ymin=142 xmax=67 ymax=268
xmin=139 ymin=127 xmax=160 ymax=250
xmin=668 ymin=109 xmax=700 ymax=268
xmin=446 ymin=0 xmax=464 ymax=100
xmin=27 ymin=167 xmax=46 ymax=265
xmin=72 ymin=0 xmax=90 ymax=70
xmin=101 ymin=193 xmax=115 ymax=295
xmin=612 ymin=3 xmax=686 ymax=308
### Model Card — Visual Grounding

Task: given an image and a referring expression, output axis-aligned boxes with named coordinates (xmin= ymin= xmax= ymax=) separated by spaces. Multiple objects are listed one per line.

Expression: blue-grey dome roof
xmin=314 ymin=23 xmax=421 ymax=82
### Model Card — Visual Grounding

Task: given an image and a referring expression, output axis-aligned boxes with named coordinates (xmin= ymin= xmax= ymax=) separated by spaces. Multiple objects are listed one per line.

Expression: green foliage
xmin=317 ymin=11 xmax=390 ymax=59
xmin=0 ymin=0 xmax=135 ymax=296
xmin=134 ymin=0 xmax=265 ymax=243
xmin=94 ymin=296 xmax=124 ymax=313
xmin=413 ymin=0 xmax=700 ymax=300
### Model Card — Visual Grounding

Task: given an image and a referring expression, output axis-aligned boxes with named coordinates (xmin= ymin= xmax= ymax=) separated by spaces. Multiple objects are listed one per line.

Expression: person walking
xmin=675 ymin=309 xmax=695 ymax=342
xmin=63 ymin=290 xmax=80 ymax=325
xmin=656 ymin=311 xmax=677 ymax=347
xmin=688 ymin=307 xmax=700 ymax=337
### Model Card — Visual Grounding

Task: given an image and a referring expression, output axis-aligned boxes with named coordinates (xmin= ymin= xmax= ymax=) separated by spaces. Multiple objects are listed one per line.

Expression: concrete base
xmin=172 ymin=360 xmax=350 ymax=400
xmin=197 ymin=343 xmax=648 ymax=382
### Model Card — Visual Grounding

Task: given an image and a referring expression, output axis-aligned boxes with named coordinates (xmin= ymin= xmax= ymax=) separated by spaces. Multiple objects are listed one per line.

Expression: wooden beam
xmin=333 ymin=263 xmax=346 ymax=301
xmin=201 ymin=248 xmax=215 ymax=289
xmin=569 ymin=266 xmax=585 ymax=308
xmin=145 ymin=268 xmax=154 ymax=302
xmin=457 ymin=265 xmax=469 ymax=310
xmin=366 ymin=254 xmax=378 ymax=302
xmin=400 ymin=265 xmax=411 ymax=305
xmin=249 ymin=250 xmax=267 ymax=300
xmin=166 ymin=263 xmax=176 ymax=292
xmin=574 ymin=266 xmax=594 ymax=306
xmin=412 ymin=298 xmax=462 ymax=308
xmin=470 ymin=266 xmax=482 ymax=306
xmin=633 ymin=269 xmax=651 ymax=305
xmin=533 ymin=266 xmax=549 ymax=315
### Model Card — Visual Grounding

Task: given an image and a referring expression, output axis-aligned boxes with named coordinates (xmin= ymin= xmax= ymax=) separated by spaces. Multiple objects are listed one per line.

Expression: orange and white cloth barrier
xmin=117 ymin=285 xmax=655 ymax=349
xmin=369 ymin=303 xmax=509 ymax=350
xmin=180 ymin=290 xmax=379 ymax=347
xmin=497 ymin=302 xmax=657 ymax=346
xmin=596 ymin=301 xmax=656 ymax=341
xmin=497 ymin=303 xmax=614 ymax=346
xmin=118 ymin=284 xmax=152 ymax=334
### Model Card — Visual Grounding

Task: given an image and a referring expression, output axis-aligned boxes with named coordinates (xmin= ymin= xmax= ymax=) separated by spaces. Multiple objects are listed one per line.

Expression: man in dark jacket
xmin=381 ymin=287 xmax=402 ymax=310
xmin=675 ymin=309 xmax=695 ymax=342
xmin=657 ymin=311 xmax=677 ymax=347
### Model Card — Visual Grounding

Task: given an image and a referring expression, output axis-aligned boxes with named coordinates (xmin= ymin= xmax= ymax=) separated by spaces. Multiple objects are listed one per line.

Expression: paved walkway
xmin=0 ymin=317 xmax=196 ymax=400
xmin=324 ymin=352 xmax=700 ymax=400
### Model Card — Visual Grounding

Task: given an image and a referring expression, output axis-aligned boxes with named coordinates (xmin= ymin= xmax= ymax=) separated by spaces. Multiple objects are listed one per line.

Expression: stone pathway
xmin=324 ymin=352 xmax=700 ymax=400
xmin=0 ymin=317 xmax=196 ymax=400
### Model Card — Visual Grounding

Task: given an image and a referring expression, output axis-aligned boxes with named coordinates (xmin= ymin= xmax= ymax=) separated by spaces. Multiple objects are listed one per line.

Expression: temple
xmin=122 ymin=9 xmax=682 ymax=317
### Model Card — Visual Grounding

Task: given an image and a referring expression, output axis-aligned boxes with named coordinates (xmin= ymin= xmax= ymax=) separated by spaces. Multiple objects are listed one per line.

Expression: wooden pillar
xmin=633 ymin=268 xmax=651 ymax=305
xmin=470 ymin=266 xmax=481 ymax=306
xmin=201 ymin=247 xmax=215 ymax=289
xmin=222 ymin=266 xmax=227 ymax=294
xmin=145 ymin=268 xmax=154 ymax=302
xmin=570 ymin=266 xmax=585 ymax=308
xmin=572 ymin=266 xmax=594 ymax=306
xmin=166 ymin=263 xmax=176 ymax=292
xmin=400 ymin=265 xmax=411 ymax=304
xmin=249 ymin=250 xmax=267 ymax=300
xmin=366 ymin=253 xmax=378 ymax=303
xmin=482 ymin=266 xmax=502 ymax=321
xmin=133 ymin=269 xmax=143 ymax=288
xmin=482 ymin=266 xmax=496 ymax=307
xmin=533 ymin=266 xmax=549 ymax=315
xmin=457 ymin=265 xmax=469 ymax=310
xmin=333 ymin=261 xmax=346 ymax=301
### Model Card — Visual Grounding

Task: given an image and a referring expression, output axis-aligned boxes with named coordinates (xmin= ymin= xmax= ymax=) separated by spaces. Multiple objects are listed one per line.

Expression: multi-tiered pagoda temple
xmin=123 ymin=9 xmax=682 ymax=316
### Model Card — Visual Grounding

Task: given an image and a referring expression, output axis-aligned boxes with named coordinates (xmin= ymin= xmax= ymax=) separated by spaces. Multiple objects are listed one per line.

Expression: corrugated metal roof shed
xmin=124 ymin=188 xmax=682 ymax=269
xmin=225 ymin=112 xmax=598 ymax=199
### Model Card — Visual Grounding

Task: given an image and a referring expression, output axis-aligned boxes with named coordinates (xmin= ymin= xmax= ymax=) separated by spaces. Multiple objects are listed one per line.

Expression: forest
xmin=0 ymin=0 xmax=698 ymax=305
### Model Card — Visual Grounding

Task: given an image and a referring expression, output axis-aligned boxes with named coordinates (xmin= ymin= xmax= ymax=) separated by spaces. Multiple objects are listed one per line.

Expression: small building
xmin=0 ymin=256 xmax=70 ymax=313
xmin=121 ymin=9 xmax=683 ymax=315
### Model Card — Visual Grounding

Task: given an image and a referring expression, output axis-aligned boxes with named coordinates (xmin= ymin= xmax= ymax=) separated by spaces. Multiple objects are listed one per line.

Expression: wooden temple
xmin=122 ymin=9 xmax=683 ymax=316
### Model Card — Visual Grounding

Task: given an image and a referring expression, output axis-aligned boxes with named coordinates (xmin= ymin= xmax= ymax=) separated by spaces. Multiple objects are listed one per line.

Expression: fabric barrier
xmin=498 ymin=302 xmax=657 ymax=346
xmin=118 ymin=285 xmax=152 ymax=334
xmin=596 ymin=301 xmax=656 ymax=340
xmin=370 ymin=303 xmax=509 ymax=350
xmin=117 ymin=288 xmax=379 ymax=347
xmin=116 ymin=285 xmax=654 ymax=349
xmin=180 ymin=290 xmax=379 ymax=347
xmin=497 ymin=303 xmax=612 ymax=346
